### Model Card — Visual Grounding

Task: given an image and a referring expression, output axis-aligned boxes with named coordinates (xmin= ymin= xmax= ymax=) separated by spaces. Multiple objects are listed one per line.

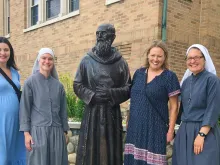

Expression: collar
xmin=36 ymin=71 xmax=52 ymax=80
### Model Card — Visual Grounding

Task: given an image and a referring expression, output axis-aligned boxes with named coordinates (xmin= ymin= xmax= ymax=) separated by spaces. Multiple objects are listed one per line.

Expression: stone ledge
xmin=68 ymin=121 xmax=127 ymax=131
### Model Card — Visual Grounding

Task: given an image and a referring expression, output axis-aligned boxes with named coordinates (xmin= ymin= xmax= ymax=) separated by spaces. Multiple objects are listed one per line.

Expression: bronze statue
xmin=74 ymin=23 xmax=131 ymax=165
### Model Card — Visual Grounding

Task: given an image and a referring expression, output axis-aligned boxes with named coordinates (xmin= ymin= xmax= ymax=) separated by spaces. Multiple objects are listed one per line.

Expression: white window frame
xmin=105 ymin=0 xmax=121 ymax=5
xmin=24 ymin=0 xmax=79 ymax=32
xmin=3 ymin=0 xmax=10 ymax=36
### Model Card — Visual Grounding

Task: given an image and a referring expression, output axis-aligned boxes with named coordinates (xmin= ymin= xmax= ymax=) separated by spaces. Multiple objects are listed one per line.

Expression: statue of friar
xmin=74 ymin=23 xmax=131 ymax=165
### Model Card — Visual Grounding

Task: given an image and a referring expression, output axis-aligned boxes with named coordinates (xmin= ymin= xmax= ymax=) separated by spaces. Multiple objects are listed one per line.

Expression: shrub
xmin=59 ymin=73 xmax=85 ymax=121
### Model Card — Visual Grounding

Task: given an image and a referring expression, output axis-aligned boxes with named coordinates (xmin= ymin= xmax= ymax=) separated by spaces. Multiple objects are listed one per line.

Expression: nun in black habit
xmin=74 ymin=24 xmax=131 ymax=165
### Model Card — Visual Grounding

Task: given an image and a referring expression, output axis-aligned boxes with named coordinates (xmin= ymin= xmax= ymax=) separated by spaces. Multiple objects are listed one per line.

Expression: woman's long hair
xmin=144 ymin=40 xmax=169 ymax=69
xmin=0 ymin=37 xmax=18 ymax=70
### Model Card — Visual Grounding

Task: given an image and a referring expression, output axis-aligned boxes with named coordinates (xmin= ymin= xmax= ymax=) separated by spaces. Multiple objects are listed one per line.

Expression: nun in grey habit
xmin=172 ymin=44 xmax=220 ymax=165
xmin=19 ymin=48 xmax=69 ymax=165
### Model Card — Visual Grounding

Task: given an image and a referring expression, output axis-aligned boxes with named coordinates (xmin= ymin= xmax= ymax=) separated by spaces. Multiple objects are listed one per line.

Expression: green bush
xmin=60 ymin=73 xmax=85 ymax=121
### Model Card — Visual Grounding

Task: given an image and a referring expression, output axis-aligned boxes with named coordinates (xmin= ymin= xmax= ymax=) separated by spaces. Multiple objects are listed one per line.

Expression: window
xmin=31 ymin=0 xmax=39 ymax=25
xmin=69 ymin=0 xmax=79 ymax=12
xmin=46 ymin=0 xmax=60 ymax=20
xmin=25 ymin=0 xmax=80 ymax=31
xmin=3 ymin=0 xmax=10 ymax=35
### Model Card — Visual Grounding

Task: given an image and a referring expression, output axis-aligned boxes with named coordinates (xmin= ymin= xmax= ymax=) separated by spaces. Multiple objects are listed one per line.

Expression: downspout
xmin=162 ymin=0 xmax=168 ymax=42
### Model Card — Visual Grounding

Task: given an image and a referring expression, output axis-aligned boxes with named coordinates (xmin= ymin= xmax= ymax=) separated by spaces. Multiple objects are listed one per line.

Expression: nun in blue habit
xmin=172 ymin=44 xmax=220 ymax=165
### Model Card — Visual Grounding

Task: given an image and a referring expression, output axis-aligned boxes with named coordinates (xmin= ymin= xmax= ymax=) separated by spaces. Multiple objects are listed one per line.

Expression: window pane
xmin=46 ymin=0 xmax=60 ymax=19
xmin=31 ymin=5 xmax=38 ymax=25
xmin=70 ymin=0 xmax=79 ymax=12
xmin=32 ymin=0 xmax=39 ymax=6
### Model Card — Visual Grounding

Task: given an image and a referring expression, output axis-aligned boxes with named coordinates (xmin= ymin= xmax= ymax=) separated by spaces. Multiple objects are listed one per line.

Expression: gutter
xmin=162 ymin=0 xmax=168 ymax=42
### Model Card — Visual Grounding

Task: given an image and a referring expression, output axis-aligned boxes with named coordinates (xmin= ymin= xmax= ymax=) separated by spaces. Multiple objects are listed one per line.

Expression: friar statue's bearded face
xmin=94 ymin=24 xmax=116 ymax=58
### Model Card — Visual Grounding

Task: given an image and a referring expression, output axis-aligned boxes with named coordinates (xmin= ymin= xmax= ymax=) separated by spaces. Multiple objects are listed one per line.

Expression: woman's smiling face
xmin=39 ymin=53 xmax=54 ymax=73
xmin=186 ymin=48 xmax=205 ymax=75
xmin=148 ymin=47 xmax=165 ymax=71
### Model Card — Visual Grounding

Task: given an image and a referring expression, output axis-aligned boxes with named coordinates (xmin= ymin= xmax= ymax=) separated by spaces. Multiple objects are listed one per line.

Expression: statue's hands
xmin=96 ymin=86 xmax=111 ymax=99
xmin=91 ymin=87 xmax=111 ymax=104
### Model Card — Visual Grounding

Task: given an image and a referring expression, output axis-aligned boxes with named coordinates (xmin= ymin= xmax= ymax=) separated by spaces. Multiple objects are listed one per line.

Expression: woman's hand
xmin=24 ymin=132 xmax=34 ymax=151
xmin=126 ymin=121 xmax=128 ymax=130
xmin=167 ymin=132 xmax=174 ymax=143
xmin=194 ymin=135 xmax=205 ymax=155
xmin=64 ymin=133 xmax=69 ymax=144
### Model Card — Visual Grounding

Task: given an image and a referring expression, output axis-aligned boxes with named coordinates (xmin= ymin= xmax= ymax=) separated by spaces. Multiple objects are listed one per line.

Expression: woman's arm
xmin=19 ymin=81 xmax=33 ymax=132
xmin=194 ymin=126 xmax=211 ymax=155
xmin=19 ymin=80 xmax=34 ymax=151
xmin=194 ymin=76 xmax=220 ymax=155
xmin=167 ymin=95 xmax=178 ymax=142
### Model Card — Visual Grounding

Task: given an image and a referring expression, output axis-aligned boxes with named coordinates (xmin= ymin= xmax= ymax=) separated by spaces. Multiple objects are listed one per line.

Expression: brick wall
xmin=166 ymin=0 xmax=220 ymax=80
xmin=166 ymin=0 xmax=201 ymax=80
xmin=5 ymin=0 xmax=162 ymax=84
xmin=200 ymin=0 xmax=220 ymax=75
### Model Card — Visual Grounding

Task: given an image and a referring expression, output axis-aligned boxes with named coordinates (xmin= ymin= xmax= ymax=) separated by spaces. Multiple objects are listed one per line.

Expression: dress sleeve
xmin=60 ymin=85 xmax=69 ymax=132
xmin=73 ymin=59 xmax=95 ymax=105
xmin=19 ymin=80 xmax=33 ymax=132
xmin=166 ymin=71 xmax=181 ymax=97
xmin=201 ymin=77 xmax=220 ymax=127
xmin=18 ymin=73 xmax=21 ymax=90
xmin=131 ymin=69 xmax=139 ymax=86
xmin=17 ymin=71 xmax=20 ymax=81
xmin=14 ymin=69 xmax=21 ymax=89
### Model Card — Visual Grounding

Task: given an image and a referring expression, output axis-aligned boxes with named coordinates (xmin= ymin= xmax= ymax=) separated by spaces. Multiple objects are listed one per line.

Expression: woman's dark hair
xmin=0 ymin=37 xmax=18 ymax=70
xmin=144 ymin=40 xmax=169 ymax=69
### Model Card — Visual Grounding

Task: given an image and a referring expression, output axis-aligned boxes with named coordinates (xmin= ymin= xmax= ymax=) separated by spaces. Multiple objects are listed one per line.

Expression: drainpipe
xmin=162 ymin=0 xmax=168 ymax=42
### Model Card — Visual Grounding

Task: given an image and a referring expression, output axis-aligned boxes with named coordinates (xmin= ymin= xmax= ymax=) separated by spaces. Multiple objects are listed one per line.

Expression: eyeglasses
xmin=186 ymin=56 xmax=204 ymax=62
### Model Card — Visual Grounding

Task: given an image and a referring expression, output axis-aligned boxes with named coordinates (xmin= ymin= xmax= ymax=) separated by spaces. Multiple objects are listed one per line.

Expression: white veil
xmin=180 ymin=44 xmax=216 ymax=86
xmin=32 ymin=48 xmax=58 ymax=80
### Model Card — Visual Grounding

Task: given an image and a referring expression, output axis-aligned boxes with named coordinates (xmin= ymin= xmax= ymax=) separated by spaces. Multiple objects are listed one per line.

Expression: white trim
xmin=68 ymin=121 xmax=81 ymax=129
xmin=5 ymin=33 xmax=10 ymax=38
xmin=60 ymin=0 xmax=67 ymax=16
xmin=38 ymin=0 xmax=45 ymax=23
xmin=105 ymin=0 xmax=121 ymax=5
xmin=26 ymin=0 xmax=79 ymax=31
xmin=67 ymin=0 xmax=70 ymax=13
xmin=3 ymin=0 xmax=10 ymax=35
xmin=27 ymin=0 xmax=30 ymax=27
xmin=23 ymin=10 xmax=79 ymax=32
